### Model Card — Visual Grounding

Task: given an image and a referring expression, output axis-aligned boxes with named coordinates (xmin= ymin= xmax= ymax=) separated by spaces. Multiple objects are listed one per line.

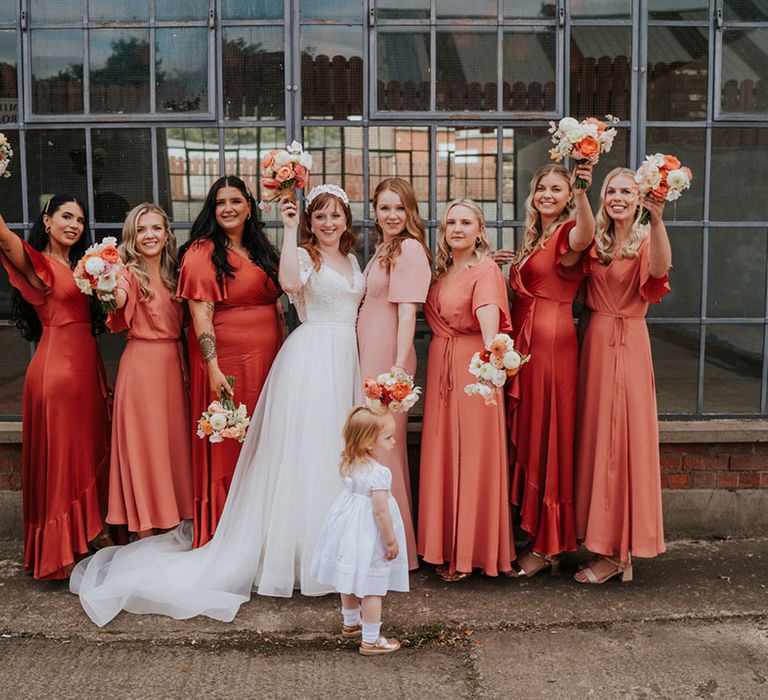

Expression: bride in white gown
xmin=70 ymin=184 xmax=366 ymax=626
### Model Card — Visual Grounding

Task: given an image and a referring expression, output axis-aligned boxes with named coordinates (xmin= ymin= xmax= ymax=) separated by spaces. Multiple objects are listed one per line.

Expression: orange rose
xmin=663 ymin=155 xmax=681 ymax=171
xmin=585 ymin=117 xmax=607 ymax=134
xmin=200 ymin=419 xmax=213 ymax=436
xmin=262 ymin=177 xmax=280 ymax=190
xmin=261 ymin=149 xmax=278 ymax=172
xmin=275 ymin=164 xmax=293 ymax=183
xmin=293 ymin=164 xmax=308 ymax=189
xmin=363 ymin=378 xmax=383 ymax=400
xmin=576 ymin=136 xmax=600 ymax=160
xmin=390 ymin=382 xmax=411 ymax=401
xmin=99 ymin=246 xmax=119 ymax=264
xmin=653 ymin=179 xmax=670 ymax=198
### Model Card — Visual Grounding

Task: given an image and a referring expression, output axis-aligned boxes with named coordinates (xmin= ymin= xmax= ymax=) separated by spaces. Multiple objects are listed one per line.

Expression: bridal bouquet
xmin=0 ymin=132 xmax=13 ymax=178
xmin=363 ymin=369 xmax=421 ymax=413
xmin=197 ymin=377 xmax=251 ymax=443
xmin=465 ymin=334 xmax=531 ymax=406
xmin=258 ymin=140 xmax=313 ymax=211
xmin=635 ymin=154 xmax=692 ymax=225
xmin=548 ymin=115 xmax=619 ymax=188
xmin=73 ymin=237 xmax=125 ymax=312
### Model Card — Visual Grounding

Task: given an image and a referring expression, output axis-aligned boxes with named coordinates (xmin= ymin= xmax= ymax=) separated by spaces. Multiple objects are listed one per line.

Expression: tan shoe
xmin=359 ymin=636 xmax=401 ymax=656
xmin=341 ymin=623 xmax=362 ymax=639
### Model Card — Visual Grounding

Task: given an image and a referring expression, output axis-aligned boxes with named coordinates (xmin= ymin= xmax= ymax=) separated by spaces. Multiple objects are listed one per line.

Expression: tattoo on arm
xmin=198 ymin=332 xmax=217 ymax=363
xmin=205 ymin=302 xmax=215 ymax=313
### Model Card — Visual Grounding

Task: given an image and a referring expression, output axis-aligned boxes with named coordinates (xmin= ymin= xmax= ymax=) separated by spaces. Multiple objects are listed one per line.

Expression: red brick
xmin=738 ymin=472 xmax=761 ymax=488
xmin=683 ymin=454 xmax=728 ymax=471
xmin=761 ymin=473 xmax=768 ymax=488
xmin=0 ymin=472 xmax=20 ymax=490
xmin=718 ymin=442 xmax=755 ymax=454
xmin=730 ymin=454 xmax=768 ymax=471
xmin=692 ymin=471 xmax=715 ymax=488
xmin=716 ymin=472 xmax=738 ymax=489
xmin=658 ymin=444 xmax=693 ymax=455
xmin=667 ymin=473 xmax=691 ymax=489
xmin=660 ymin=454 xmax=682 ymax=471
xmin=752 ymin=443 xmax=768 ymax=455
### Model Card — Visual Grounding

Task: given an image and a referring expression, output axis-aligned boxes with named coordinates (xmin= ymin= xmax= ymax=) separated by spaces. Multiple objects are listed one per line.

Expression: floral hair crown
xmin=304 ymin=184 xmax=349 ymax=211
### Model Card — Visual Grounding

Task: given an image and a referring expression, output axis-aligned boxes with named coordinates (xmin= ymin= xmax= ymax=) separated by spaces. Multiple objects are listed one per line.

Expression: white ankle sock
xmin=342 ymin=607 xmax=361 ymax=627
xmin=362 ymin=622 xmax=381 ymax=644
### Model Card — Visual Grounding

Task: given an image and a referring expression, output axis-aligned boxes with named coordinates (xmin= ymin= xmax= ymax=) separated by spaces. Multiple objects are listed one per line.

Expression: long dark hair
xmin=178 ymin=176 xmax=280 ymax=288
xmin=11 ymin=194 xmax=107 ymax=341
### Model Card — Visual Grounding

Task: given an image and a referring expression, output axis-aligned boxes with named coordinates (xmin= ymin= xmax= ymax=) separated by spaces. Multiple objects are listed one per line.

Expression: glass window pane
xmin=300 ymin=1 xmax=362 ymax=21
xmin=302 ymin=126 xmax=364 ymax=220
xmin=648 ymin=1 xmax=709 ymax=20
xmin=704 ymin=325 xmax=763 ymax=413
xmin=30 ymin=0 xmax=83 ymax=24
xmin=710 ymin=128 xmax=768 ymax=222
xmin=570 ymin=1 xmax=631 ymax=19
xmin=0 ymin=28 xmax=19 ymax=117
xmin=504 ymin=1 xmax=558 ymax=19
xmin=437 ymin=126 xmax=498 ymax=222
xmin=158 ymin=127 xmax=220 ymax=224
xmin=725 ymin=1 xmax=768 ymax=22
xmin=223 ymin=27 xmax=285 ymax=120
xmin=647 ymin=27 xmax=708 ymax=121
xmin=0 ymin=3 xmax=15 ymax=22
xmin=156 ymin=27 xmax=208 ymax=113
xmin=156 ymin=0 xmax=208 ymax=21
xmin=587 ymin=127 xmax=630 ymax=209
xmin=222 ymin=0 xmax=283 ymax=20
xmin=570 ymin=27 xmax=631 ymax=121
xmin=91 ymin=129 xmax=153 ymax=222
xmin=644 ymin=128 xmax=705 ymax=221
xmin=25 ymin=130 xmax=88 ymax=217
xmin=503 ymin=29 xmax=556 ymax=112
xmin=707 ymin=228 xmax=767 ymax=318
xmin=437 ymin=29 xmax=497 ymax=112
xmin=224 ymin=126 xmax=286 ymax=213
xmin=0 ymin=130 xmax=22 ymax=222
xmin=377 ymin=0 xmax=429 ymax=19
xmin=436 ymin=0 xmax=496 ymax=18
xmin=650 ymin=324 xmax=699 ymax=414
xmin=31 ymin=29 xmax=83 ymax=114
xmin=369 ymin=126 xmax=430 ymax=219
xmin=89 ymin=29 xmax=150 ymax=113
xmin=500 ymin=127 xmax=551 ymax=221
xmin=647 ymin=228 xmax=702 ymax=319
xmin=89 ymin=0 xmax=149 ymax=22
xmin=0 ymin=325 xmax=30 ymax=414
xmin=301 ymin=26 xmax=363 ymax=119
xmin=721 ymin=29 xmax=768 ymax=116
xmin=377 ymin=30 xmax=430 ymax=112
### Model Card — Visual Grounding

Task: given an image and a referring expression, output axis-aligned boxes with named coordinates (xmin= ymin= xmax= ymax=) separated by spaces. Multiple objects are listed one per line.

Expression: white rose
xmin=558 ymin=117 xmax=579 ymax=132
xmin=502 ymin=350 xmax=522 ymax=370
xmin=101 ymin=236 xmax=118 ymax=247
xmin=491 ymin=370 xmax=506 ymax=387
xmin=287 ymin=140 xmax=303 ymax=154
xmin=274 ymin=151 xmax=291 ymax=166
xmin=479 ymin=364 xmax=496 ymax=381
xmin=564 ymin=126 xmax=585 ymax=144
xmin=84 ymin=256 xmax=107 ymax=276
xmin=209 ymin=412 xmax=228 ymax=432
xmin=299 ymin=152 xmax=313 ymax=168
xmin=75 ymin=278 xmax=93 ymax=294
xmin=666 ymin=168 xmax=690 ymax=190
xmin=96 ymin=273 xmax=117 ymax=292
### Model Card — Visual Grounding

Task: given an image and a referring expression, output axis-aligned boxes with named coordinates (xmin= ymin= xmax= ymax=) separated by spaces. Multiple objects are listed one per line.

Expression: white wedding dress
xmin=70 ymin=249 xmax=365 ymax=626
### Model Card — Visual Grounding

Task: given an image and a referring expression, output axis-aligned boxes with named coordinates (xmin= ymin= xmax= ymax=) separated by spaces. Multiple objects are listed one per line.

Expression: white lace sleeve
xmin=287 ymin=248 xmax=314 ymax=310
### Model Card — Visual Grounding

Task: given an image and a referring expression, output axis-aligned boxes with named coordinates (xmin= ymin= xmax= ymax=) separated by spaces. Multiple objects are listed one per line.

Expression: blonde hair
xmin=595 ymin=167 xmax=647 ymax=264
xmin=299 ymin=191 xmax=357 ymax=271
xmin=512 ymin=164 xmax=575 ymax=265
xmin=119 ymin=203 xmax=178 ymax=301
xmin=339 ymin=406 xmax=392 ymax=478
xmin=372 ymin=177 xmax=431 ymax=271
xmin=434 ymin=199 xmax=491 ymax=278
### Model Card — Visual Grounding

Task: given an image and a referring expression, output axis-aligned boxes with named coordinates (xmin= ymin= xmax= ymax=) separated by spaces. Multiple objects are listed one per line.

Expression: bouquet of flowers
xmin=634 ymin=153 xmax=692 ymax=225
xmin=363 ymin=369 xmax=421 ymax=413
xmin=73 ymin=237 xmax=124 ymax=312
xmin=548 ymin=115 xmax=619 ymax=188
xmin=0 ymin=132 xmax=12 ymax=178
xmin=465 ymin=334 xmax=531 ymax=406
xmin=258 ymin=140 xmax=313 ymax=211
xmin=197 ymin=377 xmax=251 ymax=443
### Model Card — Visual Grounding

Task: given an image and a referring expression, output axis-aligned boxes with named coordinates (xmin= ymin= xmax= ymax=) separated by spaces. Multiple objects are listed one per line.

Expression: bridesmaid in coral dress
xmin=178 ymin=176 xmax=282 ymax=547
xmin=357 ymin=178 xmax=431 ymax=569
xmin=574 ymin=168 xmax=671 ymax=584
xmin=505 ymin=163 xmax=595 ymax=577
xmin=0 ymin=195 xmax=112 ymax=579
xmin=418 ymin=200 xmax=515 ymax=581
xmin=104 ymin=204 xmax=193 ymax=539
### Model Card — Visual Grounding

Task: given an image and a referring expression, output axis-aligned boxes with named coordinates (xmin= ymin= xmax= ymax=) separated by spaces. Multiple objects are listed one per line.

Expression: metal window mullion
xmin=149 ymin=2 xmax=156 ymax=114
xmin=150 ymin=125 xmax=159 ymax=204
xmin=429 ymin=121 xmax=437 ymax=255
xmin=495 ymin=124 xmax=503 ymax=248
xmin=363 ymin=124 xmax=370 ymax=259
xmin=82 ymin=21 xmax=91 ymax=115
xmin=630 ymin=0 xmax=643 ymax=167
xmin=560 ymin=0 xmax=568 ymax=118
xmin=291 ymin=0 xmax=301 ymax=140
xmin=429 ymin=0 xmax=436 ymax=112
xmin=215 ymin=0 xmax=224 ymax=125
xmin=84 ymin=127 xmax=96 ymax=241
xmin=207 ymin=0 xmax=216 ymax=117
xmin=697 ymin=225 xmax=709 ymax=414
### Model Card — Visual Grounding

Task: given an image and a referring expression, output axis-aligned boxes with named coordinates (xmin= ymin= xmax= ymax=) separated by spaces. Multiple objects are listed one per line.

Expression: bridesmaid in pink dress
xmin=104 ymin=204 xmax=193 ymax=539
xmin=357 ymin=178 xmax=431 ymax=569
xmin=418 ymin=200 xmax=515 ymax=581
xmin=574 ymin=168 xmax=671 ymax=584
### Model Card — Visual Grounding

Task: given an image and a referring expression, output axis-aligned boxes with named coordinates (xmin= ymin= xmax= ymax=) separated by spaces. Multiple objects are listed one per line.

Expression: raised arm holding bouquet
xmin=259 ymin=140 xmax=312 ymax=210
xmin=634 ymin=153 xmax=692 ymax=224
xmin=548 ymin=115 xmax=619 ymax=188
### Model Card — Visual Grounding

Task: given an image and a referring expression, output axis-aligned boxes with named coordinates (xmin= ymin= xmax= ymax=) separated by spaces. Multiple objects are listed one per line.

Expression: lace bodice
xmin=290 ymin=248 xmax=365 ymax=325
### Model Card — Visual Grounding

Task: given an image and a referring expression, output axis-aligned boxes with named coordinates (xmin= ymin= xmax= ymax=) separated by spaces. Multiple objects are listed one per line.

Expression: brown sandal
xmin=440 ymin=570 xmax=471 ymax=583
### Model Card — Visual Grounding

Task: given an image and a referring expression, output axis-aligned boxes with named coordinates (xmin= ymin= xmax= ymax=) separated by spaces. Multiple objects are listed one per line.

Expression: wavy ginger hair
xmin=595 ymin=167 xmax=647 ymax=264
xmin=434 ymin=199 xmax=491 ymax=278
xmin=338 ymin=407 xmax=394 ymax=478
xmin=372 ymin=177 xmax=431 ymax=270
xmin=299 ymin=191 xmax=357 ymax=270
xmin=119 ymin=203 xmax=179 ymax=301
xmin=512 ymin=164 xmax=575 ymax=265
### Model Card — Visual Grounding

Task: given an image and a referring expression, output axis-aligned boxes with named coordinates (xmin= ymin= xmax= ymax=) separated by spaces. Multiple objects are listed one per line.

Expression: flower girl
xmin=311 ymin=406 xmax=409 ymax=655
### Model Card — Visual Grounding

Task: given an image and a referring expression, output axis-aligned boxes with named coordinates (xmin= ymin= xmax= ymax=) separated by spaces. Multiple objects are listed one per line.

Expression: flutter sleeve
xmin=387 ymin=239 xmax=431 ymax=304
xmin=638 ymin=238 xmax=671 ymax=303
xmin=107 ymin=271 xmax=138 ymax=333
xmin=0 ymin=238 xmax=54 ymax=306
xmin=287 ymin=247 xmax=314 ymax=307
xmin=472 ymin=257 xmax=513 ymax=332
xmin=176 ymin=241 xmax=225 ymax=302
xmin=369 ymin=464 xmax=393 ymax=493
xmin=554 ymin=220 xmax=590 ymax=278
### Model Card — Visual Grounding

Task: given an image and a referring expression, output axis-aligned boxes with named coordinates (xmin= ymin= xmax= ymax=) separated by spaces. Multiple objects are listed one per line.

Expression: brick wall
xmin=660 ymin=442 xmax=768 ymax=490
xmin=0 ymin=444 xmax=22 ymax=490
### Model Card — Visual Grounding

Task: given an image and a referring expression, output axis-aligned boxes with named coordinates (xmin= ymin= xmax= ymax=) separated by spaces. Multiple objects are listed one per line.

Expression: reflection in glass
xmin=0 ymin=29 xmax=18 ymax=102
xmin=725 ymin=1 xmax=768 ymax=22
xmin=503 ymin=30 xmax=556 ymax=112
xmin=721 ymin=29 xmax=768 ymax=115
xmin=437 ymin=127 xmax=498 ymax=222
xmin=570 ymin=0 xmax=631 ymax=18
xmin=645 ymin=128 xmax=705 ymax=220
xmin=301 ymin=0 xmax=362 ymax=20
xmin=648 ymin=1 xmax=708 ymax=20
xmin=647 ymin=228 xmax=702 ymax=320
xmin=222 ymin=0 xmax=282 ymax=20
xmin=0 ymin=325 xmax=32 ymax=415
xmin=89 ymin=0 xmax=149 ymax=22
xmin=223 ymin=27 xmax=284 ymax=120
xmin=156 ymin=0 xmax=208 ymax=21
xmin=500 ymin=128 xmax=551 ymax=221
xmin=30 ymin=0 xmax=83 ymax=24
xmin=647 ymin=28 xmax=708 ymax=121
xmin=710 ymin=129 xmax=768 ymax=222
xmin=437 ymin=30 xmax=497 ymax=112
xmin=650 ymin=324 xmax=699 ymax=414
xmin=0 ymin=131 xmax=23 ymax=222
xmin=504 ymin=1 xmax=558 ymax=18
xmin=158 ymin=128 xmax=219 ymax=223
xmin=91 ymin=129 xmax=153 ymax=222
xmin=301 ymin=26 xmax=363 ymax=119
xmin=707 ymin=228 xmax=767 ymax=318
xmin=586 ymin=128 xmax=630 ymax=210
xmin=570 ymin=27 xmax=631 ymax=120
xmin=156 ymin=28 xmax=208 ymax=113
xmin=377 ymin=31 xmax=430 ymax=111
xmin=0 ymin=3 xmax=15 ymax=22
xmin=31 ymin=30 xmax=83 ymax=113
xmin=377 ymin=0 xmax=429 ymax=19
xmin=436 ymin=0 xmax=496 ymax=18
xmin=704 ymin=325 xmax=763 ymax=413
xmin=25 ymin=130 xmax=88 ymax=216
xmin=90 ymin=29 xmax=150 ymax=113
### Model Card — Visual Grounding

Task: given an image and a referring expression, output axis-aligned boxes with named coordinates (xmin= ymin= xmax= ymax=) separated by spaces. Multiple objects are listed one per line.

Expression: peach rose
xmin=585 ymin=117 xmax=607 ymax=134
xmin=99 ymin=246 xmax=119 ymax=264
xmin=262 ymin=177 xmax=280 ymax=190
xmin=390 ymin=382 xmax=411 ymax=401
xmin=576 ymin=136 xmax=599 ymax=160
xmin=681 ymin=166 xmax=693 ymax=181
xmin=261 ymin=149 xmax=278 ymax=172
xmin=663 ymin=155 xmax=681 ymax=171
xmin=363 ymin=378 xmax=383 ymax=400
xmin=275 ymin=164 xmax=294 ymax=183
xmin=200 ymin=419 xmax=213 ymax=436
xmin=293 ymin=164 xmax=308 ymax=189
